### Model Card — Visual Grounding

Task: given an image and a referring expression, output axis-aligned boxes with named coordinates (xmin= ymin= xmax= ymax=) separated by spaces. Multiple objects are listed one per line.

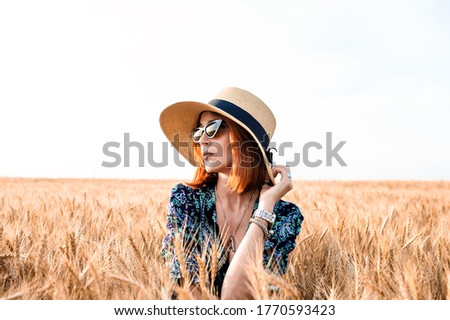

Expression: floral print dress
xmin=161 ymin=183 xmax=304 ymax=296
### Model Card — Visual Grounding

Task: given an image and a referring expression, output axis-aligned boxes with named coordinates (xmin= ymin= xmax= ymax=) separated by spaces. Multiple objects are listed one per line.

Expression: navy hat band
xmin=208 ymin=99 xmax=271 ymax=151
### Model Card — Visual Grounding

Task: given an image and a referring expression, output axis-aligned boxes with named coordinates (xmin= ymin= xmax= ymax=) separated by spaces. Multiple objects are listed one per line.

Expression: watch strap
xmin=253 ymin=208 xmax=276 ymax=225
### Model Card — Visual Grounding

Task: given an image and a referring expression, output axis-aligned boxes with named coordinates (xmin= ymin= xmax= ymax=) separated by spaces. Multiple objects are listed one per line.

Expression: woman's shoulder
xmin=169 ymin=183 xmax=196 ymax=203
xmin=170 ymin=182 xmax=212 ymax=197
xmin=170 ymin=182 xmax=195 ymax=195
xmin=169 ymin=183 xmax=214 ymax=209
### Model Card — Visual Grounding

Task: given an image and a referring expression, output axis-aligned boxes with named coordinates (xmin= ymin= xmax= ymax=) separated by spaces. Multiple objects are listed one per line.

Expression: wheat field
xmin=0 ymin=178 xmax=449 ymax=300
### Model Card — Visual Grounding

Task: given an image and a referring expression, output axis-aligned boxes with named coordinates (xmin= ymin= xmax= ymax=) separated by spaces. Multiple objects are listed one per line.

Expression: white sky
xmin=0 ymin=0 xmax=449 ymax=180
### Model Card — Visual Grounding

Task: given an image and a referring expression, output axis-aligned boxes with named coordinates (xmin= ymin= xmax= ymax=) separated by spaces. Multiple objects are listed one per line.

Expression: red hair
xmin=186 ymin=114 xmax=267 ymax=194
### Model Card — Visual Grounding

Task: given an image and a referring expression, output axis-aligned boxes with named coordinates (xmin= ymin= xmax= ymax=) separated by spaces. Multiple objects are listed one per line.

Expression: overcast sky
xmin=1 ymin=0 xmax=449 ymax=180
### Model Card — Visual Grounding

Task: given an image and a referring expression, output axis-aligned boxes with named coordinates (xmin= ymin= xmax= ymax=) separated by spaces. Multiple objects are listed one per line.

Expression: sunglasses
xmin=192 ymin=119 xmax=225 ymax=143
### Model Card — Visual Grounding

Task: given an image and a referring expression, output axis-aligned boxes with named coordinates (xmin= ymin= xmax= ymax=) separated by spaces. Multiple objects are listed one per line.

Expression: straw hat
xmin=159 ymin=87 xmax=277 ymax=183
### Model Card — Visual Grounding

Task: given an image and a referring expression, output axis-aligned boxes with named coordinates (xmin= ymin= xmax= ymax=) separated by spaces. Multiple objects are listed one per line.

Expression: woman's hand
xmin=258 ymin=165 xmax=293 ymax=211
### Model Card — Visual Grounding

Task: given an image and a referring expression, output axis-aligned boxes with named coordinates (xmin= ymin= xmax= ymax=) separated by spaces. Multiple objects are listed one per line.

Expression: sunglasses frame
xmin=192 ymin=119 xmax=225 ymax=143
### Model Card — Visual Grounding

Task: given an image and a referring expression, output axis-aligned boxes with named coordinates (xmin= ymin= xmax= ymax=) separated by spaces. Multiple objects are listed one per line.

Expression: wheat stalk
xmin=1 ymin=178 xmax=449 ymax=300
xmin=401 ymin=233 xmax=421 ymax=251
xmin=128 ymin=235 xmax=149 ymax=275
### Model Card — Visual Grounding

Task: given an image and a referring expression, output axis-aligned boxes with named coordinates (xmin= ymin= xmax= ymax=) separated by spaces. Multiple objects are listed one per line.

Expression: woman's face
xmin=197 ymin=112 xmax=233 ymax=174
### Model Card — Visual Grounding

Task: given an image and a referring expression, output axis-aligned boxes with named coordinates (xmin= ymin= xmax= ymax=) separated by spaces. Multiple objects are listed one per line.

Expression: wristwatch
xmin=253 ymin=209 xmax=276 ymax=225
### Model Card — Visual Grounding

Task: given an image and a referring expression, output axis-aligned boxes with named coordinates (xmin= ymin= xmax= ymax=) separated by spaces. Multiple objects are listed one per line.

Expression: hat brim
xmin=159 ymin=101 xmax=275 ymax=184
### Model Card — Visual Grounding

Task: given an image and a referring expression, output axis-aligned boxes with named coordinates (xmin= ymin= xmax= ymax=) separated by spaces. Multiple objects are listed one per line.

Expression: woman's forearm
xmin=221 ymin=201 xmax=274 ymax=300
xmin=220 ymin=223 xmax=266 ymax=299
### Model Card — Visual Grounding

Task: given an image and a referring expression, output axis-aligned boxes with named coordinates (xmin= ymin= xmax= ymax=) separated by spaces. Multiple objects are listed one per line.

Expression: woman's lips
xmin=202 ymin=152 xmax=214 ymax=161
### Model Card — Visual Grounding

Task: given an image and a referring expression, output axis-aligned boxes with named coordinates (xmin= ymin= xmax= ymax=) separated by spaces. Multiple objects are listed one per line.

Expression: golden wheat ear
xmin=1 ymin=179 xmax=449 ymax=299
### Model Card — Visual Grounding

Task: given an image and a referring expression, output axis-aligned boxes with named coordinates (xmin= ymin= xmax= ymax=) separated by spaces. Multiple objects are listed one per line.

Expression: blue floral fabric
xmin=161 ymin=183 xmax=304 ymax=295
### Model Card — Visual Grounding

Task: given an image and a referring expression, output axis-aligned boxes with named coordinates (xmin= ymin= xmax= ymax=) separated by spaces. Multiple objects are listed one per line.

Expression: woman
xmin=160 ymin=87 xmax=303 ymax=299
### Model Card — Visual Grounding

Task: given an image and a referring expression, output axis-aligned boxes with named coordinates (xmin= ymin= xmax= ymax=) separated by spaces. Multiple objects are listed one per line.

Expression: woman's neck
xmin=216 ymin=172 xmax=231 ymax=195
xmin=215 ymin=173 xmax=257 ymax=209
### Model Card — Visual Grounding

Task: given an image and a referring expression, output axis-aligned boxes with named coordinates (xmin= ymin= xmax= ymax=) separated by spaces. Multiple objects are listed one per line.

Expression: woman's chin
xmin=205 ymin=167 xmax=232 ymax=177
xmin=204 ymin=166 xmax=219 ymax=173
xmin=204 ymin=160 xmax=222 ymax=171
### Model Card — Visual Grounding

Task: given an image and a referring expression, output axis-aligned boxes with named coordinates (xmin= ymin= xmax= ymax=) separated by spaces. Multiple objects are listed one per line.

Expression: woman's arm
xmin=220 ymin=202 xmax=274 ymax=299
xmin=221 ymin=166 xmax=293 ymax=299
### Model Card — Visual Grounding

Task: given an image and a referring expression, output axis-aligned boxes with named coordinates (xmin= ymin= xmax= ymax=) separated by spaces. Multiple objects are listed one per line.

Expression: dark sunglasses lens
xmin=192 ymin=129 xmax=203 ymax=142
xmin=205 ymin=121 xmax=221 ymax=137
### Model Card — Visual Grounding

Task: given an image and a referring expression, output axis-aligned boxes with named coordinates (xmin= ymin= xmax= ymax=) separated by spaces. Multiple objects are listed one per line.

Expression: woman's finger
xmin=272 ymin=165 xmax=291 ymax=181
xmin=260 ymin=165 xmax=294 ymax=204
xmin=279 ymin=166 xmax=294 ymax=190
